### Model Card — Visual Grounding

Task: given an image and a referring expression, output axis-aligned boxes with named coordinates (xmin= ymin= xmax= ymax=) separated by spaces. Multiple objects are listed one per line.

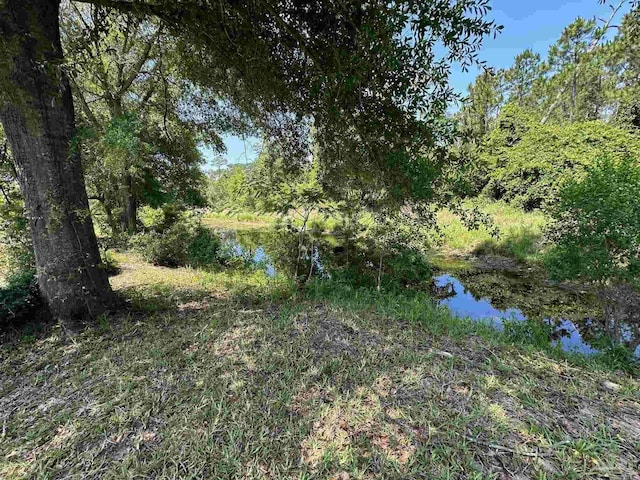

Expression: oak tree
xmin=0 ymin=0 xmax=498 ymax=320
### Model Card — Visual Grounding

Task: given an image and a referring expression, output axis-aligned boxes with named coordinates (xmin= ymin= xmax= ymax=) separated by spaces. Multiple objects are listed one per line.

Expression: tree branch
xmin=117 ymin=26 xmax=162 ymax=96
xmin=73 ymin=0 xmax=178 ymax=19
xmin=69 ymin=74 xmax=102 ymax=131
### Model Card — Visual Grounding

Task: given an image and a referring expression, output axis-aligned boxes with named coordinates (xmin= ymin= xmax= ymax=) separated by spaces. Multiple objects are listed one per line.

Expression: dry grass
xmin=1 ymin=253 xmax=638 ymax=479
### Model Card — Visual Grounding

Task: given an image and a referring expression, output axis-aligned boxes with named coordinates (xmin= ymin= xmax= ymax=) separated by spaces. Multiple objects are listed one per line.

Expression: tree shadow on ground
xmin=1 ymin=258 xmax=639 ymax=479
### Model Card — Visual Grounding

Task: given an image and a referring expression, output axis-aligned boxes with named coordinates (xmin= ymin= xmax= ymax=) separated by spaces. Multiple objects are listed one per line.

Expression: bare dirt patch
xmin=292 ymin=306 xmax=382 ymax=359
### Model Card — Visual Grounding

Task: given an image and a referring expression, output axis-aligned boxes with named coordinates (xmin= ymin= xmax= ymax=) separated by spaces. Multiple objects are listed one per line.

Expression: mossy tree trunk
xmin=0 ymin=0 xmax=116 ymax=323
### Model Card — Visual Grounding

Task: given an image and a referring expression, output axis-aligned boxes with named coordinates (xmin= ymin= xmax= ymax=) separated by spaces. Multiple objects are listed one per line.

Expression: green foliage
xmin=544 ymin=157 xmax=640 ymax=285
xmin=130 ymin=226 xmax=191 ymax=268
xmin=379 ymin=247 xmax=434 ymax=289
xmin=458 ymin=69 xmax=504 ymax=142
xmin=206 ymin=165 xmax=254 ymax=212
xmin=482 ymin=116 xmax=640 ymax=209
xmin=103 ymin=112 xmax=142 ymax=158
xmin=0 ymin=140 xmax=33 ymax=276
xmin=186 ymin=227 xmax=223 ymax=268
xmin=456 ymin=104 xmax=538 ymax=197
xmin=0 ymin=268 xmax=39 ymax=324
xmin=544 ymin=17 xmax=606 ymax=123
xmin=320 ymin=244 xmax=433 ymax=291
xmin=456 ymin=5 xmax=640 ymax=210
xmin=251 ymin=154 xmax=325 ymax=217
xmin=131 ymin=206 xmax=223 ymax=269
xmin=138 ymin=204 xmax=170 ymax=232
xmin=503 ymin=49 xmax=543 ymax=108
xmin=161 ymin=0 xmax=500 ymax=209
xmin=0 ymin=193 xmax=32 ymax=274
xmin=608 ymin=8 xmax=640 ymax=128
xmin=0 ymin=137 xmax=39 ymax=324
xmin=62 ymin=5 xmax=210 ymax=239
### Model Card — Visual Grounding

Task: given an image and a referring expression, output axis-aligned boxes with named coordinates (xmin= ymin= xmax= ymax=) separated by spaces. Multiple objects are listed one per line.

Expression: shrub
xmin=138 ymin=205 xmax=167 ymax=231
xmin=130 ymin=223 xmax=192 ymax=267
xmin=382 ymin=247 xmax=433 ymax=288
xmin=131 ymin=210 xmax=224 ymax=269
xmin=0 ymin=269 xmax=40 ymax=324
xmin=186 ymin=226 xmax=222 ymax=267
xmin=544 ymin=157 xmax=640 ymax=286
xmin=138 ymin=204 xmax=184 ymax=233
xmin=479 ymin=113 xmax=640 ymax=209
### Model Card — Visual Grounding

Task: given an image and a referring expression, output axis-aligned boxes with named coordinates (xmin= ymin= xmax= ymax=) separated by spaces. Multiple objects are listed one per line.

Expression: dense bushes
xmin=544 ymin=157 xmax=640 ymax=285
xmin=477 ymin=106 xmax=640 ymax=209
xmin=0 ymin=269 xmax=40 ymax=324
xmin=131 ymin=206 xmax=223 ymax=268
xmin=0 ymin=175 xmax=40 ymax=324
xmin=186 ymin=227 xmax=223 ymax=267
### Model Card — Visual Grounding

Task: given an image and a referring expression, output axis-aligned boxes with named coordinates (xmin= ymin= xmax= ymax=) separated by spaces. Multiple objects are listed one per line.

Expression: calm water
xmin=224 ymin=230 xmax=639 ymax=359
xmin=434 ymin=274 xmax=606 ymax=356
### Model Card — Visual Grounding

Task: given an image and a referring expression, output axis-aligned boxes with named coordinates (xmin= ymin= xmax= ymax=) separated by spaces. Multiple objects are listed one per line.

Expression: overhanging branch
xmin=73 ymin=0 xmax=183 ymax=20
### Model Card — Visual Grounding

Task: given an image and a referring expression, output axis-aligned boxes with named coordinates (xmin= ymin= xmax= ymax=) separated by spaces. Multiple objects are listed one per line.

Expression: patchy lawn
xmin=1 ymin=254 xmax=638 ymax=479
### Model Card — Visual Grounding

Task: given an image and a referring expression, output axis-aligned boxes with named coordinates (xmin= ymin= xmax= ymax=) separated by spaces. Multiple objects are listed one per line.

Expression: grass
xmin=202 ymin=210 xmax=347 ymax=235
xmin=202 ymin=211 xmax=275 ymax=231
xmin=1 ymin=252 xmax=638 ymax=479
xmin=437 ymin=200 xmax=547 ymax=263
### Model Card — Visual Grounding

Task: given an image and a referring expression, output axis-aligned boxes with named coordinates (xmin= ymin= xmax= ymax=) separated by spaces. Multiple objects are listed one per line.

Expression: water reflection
xmin=434 ymin=274 xmax=525 ymax=329
xmin=434 ymin=273 xmax=639 ymax=358
xmin=226 ymin=241 xmax=276 ymax=277
xmin=221 ymin=228 xmax=639 ymax=358
xmin=552 ymin=318 xmax=600 ymax=356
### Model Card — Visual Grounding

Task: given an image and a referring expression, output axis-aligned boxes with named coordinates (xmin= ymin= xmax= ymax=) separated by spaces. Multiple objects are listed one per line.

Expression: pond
xmin=435 ymin=274 xmax=601 ymax=356
xmin=221 ymin=228 xmax=640 ymax=359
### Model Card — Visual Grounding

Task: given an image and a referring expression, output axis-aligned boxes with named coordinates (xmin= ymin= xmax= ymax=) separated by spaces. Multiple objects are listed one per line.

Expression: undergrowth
xmin=1 ymin=252 xmax=638 ymax=479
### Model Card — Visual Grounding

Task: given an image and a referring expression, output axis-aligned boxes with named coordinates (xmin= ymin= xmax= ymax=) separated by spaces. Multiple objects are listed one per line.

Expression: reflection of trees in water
xmin=259 ymin=228 xmax=380 ymax=285
xmin=442 ymin=270 xmax=639 ymax=353
xmin=234 ymin=227 xmax=432 ymax=290
xmin=599 ymin=285 xmax=640 ymax=353
xmin=234 ymin=229 xmax=334 ymax=280
xmin=455 ymin=271 xmax=599 ymax=320
xmin=231 ymin=229 xmax=639 ymax=353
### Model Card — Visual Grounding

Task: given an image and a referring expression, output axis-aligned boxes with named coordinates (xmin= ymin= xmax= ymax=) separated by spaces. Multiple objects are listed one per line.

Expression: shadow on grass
xmin=472 ymin=227 xmax=544 ymax=263
xmin=1 ymin=288 xmax=639 ymax=479
xmin=1 ymin=253 xmax=639 ymax=479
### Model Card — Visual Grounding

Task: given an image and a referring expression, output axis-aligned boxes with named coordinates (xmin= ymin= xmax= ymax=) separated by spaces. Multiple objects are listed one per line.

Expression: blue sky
xmin=204 ymin=0 xmax=629 ymax=168
xmin=200 ymin=136 xmax=259 ymax=169
xmin=448 ymin=0 xmax=629 ymax=95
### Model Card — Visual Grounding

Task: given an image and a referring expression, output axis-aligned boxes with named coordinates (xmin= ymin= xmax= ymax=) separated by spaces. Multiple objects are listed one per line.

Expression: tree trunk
xmin=0 ymin=0 xmax=116 ymax=323
xmin=120 ymin=173 xmax=137 ymax=233
xmin=570 ymin=57 xmax=578 ymax=123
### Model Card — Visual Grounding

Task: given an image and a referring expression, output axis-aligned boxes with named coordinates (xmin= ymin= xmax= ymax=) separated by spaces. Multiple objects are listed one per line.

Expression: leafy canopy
xmin=482 ymin=113 xmax=640 ymax=209
xmin=83 ymin=0 xmax=500 ymax=207
xmin=545 ymin=157 xmax=640 ymax=286
xmin=62 ymin=3 xmax=215 ymax=234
